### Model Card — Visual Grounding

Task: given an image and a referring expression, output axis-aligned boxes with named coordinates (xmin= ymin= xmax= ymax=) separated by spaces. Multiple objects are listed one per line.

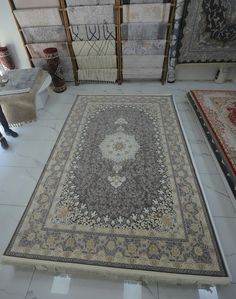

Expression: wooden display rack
xmin=59 ymin=0 xmax=78 ymax=84
xmin=115 ymin=0 xmax=123 ymax=84
xmin=8 ymin=0 xmax=34 ymax=68
xmin=8 ymin=0 xmax=78 ymax=85
xmin=161 ymin=0 xmax=177 ymax=84
xmin=8 ymin=0 xmax=176 ymax=85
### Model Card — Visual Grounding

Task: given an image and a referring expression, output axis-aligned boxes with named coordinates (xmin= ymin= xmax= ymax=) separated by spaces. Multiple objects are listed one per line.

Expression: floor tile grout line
xmin=157 ymin=281 xmax=160 ymax=299
xmin=213 ymin=216 xmax=236 ymax=219
xmin=0 ymin=166 xmax=44 ymax=169
xmin=24 ymin=268 xmax=36 ymax=299
xmin=0 ymin=85 xmax=236 ymax=296
xmin=0 ymin=204 xmax=26 ymax=207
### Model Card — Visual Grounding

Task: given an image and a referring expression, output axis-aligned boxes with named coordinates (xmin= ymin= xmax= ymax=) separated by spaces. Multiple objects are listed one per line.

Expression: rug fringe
xmin=8 ymin=119 xmax=36 ymax=127
xmin=1 ymin=256 xmax=230 ymax=286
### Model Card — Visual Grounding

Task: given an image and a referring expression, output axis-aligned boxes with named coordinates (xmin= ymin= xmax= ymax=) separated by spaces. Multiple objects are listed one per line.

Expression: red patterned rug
xmin=188 ymin=90 xmax=236 ymax=198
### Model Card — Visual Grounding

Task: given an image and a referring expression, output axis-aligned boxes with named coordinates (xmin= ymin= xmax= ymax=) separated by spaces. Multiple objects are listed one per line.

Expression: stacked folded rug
xmin=121 ymin=0 xmax=170 ymax=79
xmin=67 ymin=0 xmax=117 ymax=82
xmin=13 ymin=0 xmax=74 ymax=82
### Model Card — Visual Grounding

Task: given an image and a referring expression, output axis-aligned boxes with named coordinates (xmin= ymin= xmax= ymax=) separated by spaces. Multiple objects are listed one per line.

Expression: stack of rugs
xmin=13 ymin=0 xmax=74 ymax=82
xmin=121 ymin=0 xmax=170 ymax=79
xmin=67 ymin=0 xmax=117 ymax=82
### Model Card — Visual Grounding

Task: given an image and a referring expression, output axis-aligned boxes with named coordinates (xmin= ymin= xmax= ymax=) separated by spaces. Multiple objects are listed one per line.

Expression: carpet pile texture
xmin=3 ymin=95 xmax=229 ymax=284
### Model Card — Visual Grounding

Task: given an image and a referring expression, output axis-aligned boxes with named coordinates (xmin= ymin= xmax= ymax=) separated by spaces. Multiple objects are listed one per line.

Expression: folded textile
xmin=78 ymin=69 xmax=117 ymax=82
xmin=123 ymin=68 xmax=162 ymax=79
xmin=66 ymin=0 xmax=115 ymax=5
xmin=122 ymin=0 xmax=169 ymax=3
xmin=22 ymin=26 xmax=67 ymax=43
xmin=72 ymin=40 xmax=116 ymax=56
xmin=76 ymin=55 xmax=116 ymax=69
xmin=13 ymin=0 xmax=59 ymax=8
xmin=123 ymin=55 xmax=164 ymax=68
xmin=121 ymin=22 xmax=167 ymax=40
xmin=67 ymin=5 xmax=114 ymax=25
xmin=122 ymin=40 xmax=166 ymax=55
xmin=71 ymin=24 xmax=116 ymax=41
xmin=13 ymin=8 xmax=62 ymax=27
xmin=123 ymin=3 xmax=170 ymax=23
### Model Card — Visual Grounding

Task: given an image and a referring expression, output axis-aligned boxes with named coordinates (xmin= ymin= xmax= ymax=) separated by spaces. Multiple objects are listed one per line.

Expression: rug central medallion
xmin=99 ymin=118 xmax=140 ymax=188
xmin=99 ymin=121 xmax=140 ymax=164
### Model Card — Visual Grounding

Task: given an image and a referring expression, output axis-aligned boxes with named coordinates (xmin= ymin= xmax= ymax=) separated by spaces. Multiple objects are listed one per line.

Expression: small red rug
xmin=189 ymin=90 xmax=236 ymax=198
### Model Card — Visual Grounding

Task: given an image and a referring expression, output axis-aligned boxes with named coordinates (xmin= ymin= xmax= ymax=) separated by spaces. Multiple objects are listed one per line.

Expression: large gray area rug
xmin=3 ymin=95 xmax=230 ymax=284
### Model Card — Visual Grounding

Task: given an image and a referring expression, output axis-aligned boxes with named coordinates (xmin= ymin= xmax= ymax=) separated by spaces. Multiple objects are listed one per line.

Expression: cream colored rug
xmin=72 ymin=40 xmax=116 ymax=56
xmin=77 ymin=69 xmax=117 ymax=82
xmin=76 ymin=55 xmax=116 ymax=69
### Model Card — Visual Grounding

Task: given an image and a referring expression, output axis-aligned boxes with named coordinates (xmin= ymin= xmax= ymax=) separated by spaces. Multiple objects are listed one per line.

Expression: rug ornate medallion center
xmin=3 ymin=95 xmax=229 ymax=284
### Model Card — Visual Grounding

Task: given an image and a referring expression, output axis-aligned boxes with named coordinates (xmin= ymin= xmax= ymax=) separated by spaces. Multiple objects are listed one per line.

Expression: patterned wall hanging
xmin=76 ymin=56 xmax=116 ymax=69
xmin=121 ymin=22 xmax=167 ymax=40
xmin=122 ymin=40 xmax=166 ymax=55
xmin=122 ymin=3 xmax=170 ymax=23
xmin=13 ymin=8 xmax=62 ymax=27
xmin=122 ymin=0 xmax=169 ymax=3
xmin=177 ymin=0 xmax=236 ymax=63
xmin=71 ymin=24 xmax=116 ymax=41
xmin=67 ymin=5 xmax=114 ymax=24
xmin=73 ymin=40 xmax=117 ymax=81
xmin=22 ymin=26 xmax=67 ymax=43
xmin=123 ymin=68 xmax=163 ymax=79
xmin=13 ymin=0 xmax=59 ymax=8
xmin=78 ymin=69 xmax=117 ymax=82
xmin=66 ymin=0 xmax=115 ymax=5
xmin=67 ymin=1 xmax=117 ymax=82
xmin=123 ymin=55 xmax=164 ymax=68
xmin=72 ymin=40 xmax=116 ymax=56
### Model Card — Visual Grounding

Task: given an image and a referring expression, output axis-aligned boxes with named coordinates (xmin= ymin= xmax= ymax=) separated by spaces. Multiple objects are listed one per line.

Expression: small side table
xmin=0 ymin=68 xmax=51 ymax=126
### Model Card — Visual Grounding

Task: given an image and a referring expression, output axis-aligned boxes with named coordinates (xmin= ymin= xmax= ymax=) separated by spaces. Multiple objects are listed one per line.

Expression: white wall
xmin=0 ymin=0 xmax=30 ymax=69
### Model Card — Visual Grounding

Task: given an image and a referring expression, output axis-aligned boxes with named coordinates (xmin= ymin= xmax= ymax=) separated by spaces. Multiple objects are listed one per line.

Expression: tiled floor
xmin=0 ymin=81 xmax=236 ymax=299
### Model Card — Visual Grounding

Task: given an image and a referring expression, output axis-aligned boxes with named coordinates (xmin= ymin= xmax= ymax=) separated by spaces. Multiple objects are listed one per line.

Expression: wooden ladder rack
xmin=161 ymin=0 xmax=177 ymax=85
xmin=8 ymin=0 xmax=34 ymax=68
xmin=8 ymin=0 xmax=176 ymax=85
xmin=115 ymin=0 xmax=123 ymax=84
xmin=59 ymin=0 xmax=78 ymax=85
